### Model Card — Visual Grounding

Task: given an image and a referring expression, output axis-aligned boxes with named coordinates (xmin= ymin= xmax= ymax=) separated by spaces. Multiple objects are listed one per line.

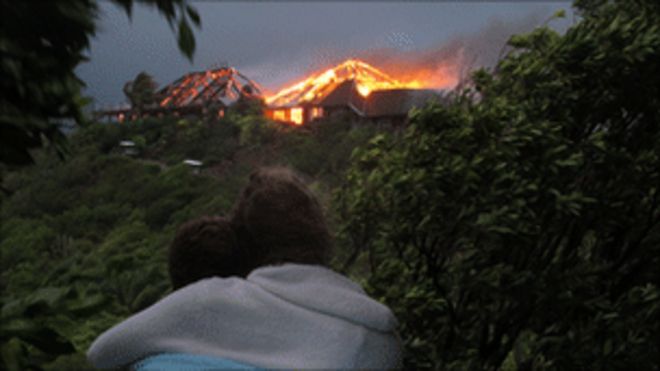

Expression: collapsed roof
xmin=158 ymin=67 xmax=263 ymax=108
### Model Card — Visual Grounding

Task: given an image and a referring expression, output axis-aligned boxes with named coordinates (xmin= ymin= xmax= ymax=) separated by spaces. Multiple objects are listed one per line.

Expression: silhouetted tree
xmin=124 ymin=72 xmax=159 ymax=114
xmin=0 ymin=0 xmax=200 ymax=167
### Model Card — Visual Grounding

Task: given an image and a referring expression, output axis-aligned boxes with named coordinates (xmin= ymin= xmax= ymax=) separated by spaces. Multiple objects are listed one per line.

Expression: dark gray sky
xmin=77 ymin=1 xmax=575 ymax=109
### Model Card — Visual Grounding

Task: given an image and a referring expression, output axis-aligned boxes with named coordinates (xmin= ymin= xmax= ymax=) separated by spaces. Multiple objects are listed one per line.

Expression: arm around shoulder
xmin=87 ymin=283 xmax=206 ymax=369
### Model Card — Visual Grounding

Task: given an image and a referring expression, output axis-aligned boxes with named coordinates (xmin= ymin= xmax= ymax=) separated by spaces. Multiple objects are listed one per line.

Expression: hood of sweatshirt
xmin=87 ymin=264 xmax=400 ymax=369
xmin=247 ymin=264 xmax=397 ymax=332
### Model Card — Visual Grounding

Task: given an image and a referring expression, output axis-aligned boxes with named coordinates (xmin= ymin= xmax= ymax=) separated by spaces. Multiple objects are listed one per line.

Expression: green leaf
xmin=603 ymin=339 xmax=613 ymax=355
xmin=0 ymin=338 xmax=24 ymax=371
xmin=186 ymin=5 xmax=201 ymax=26
xmin=114 ymin=0 xmax=133 ymax=19
xmin=177 ymin=19 xmax=196 ymax=61
xmin=24 ymin=287 xmax=71 ymax=315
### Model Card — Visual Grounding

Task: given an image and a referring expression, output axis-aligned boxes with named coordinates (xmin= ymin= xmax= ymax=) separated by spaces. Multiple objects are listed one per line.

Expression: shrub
xmin=337 ymin=0 xmax=660 ymax=369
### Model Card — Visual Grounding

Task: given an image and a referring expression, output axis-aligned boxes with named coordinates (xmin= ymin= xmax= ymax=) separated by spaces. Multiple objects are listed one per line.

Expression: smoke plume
xmin=355 ymin=12 xmax=547 ymax=89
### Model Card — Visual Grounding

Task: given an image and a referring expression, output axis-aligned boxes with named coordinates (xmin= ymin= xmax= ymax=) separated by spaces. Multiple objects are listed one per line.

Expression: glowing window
xmin=291 ymin=107 xmax=303 ymax=125
xmin=310 ymin=107 xmax=323 ymax=119
xmin=273 ymin=110 xmax=286 ymax=121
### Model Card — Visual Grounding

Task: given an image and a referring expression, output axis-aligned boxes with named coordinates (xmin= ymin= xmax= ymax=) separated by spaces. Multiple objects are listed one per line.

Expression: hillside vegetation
xmin=2 ymin=0 xmax=659 ymax=369
xmin=0 ymin=112 xmax=377 ymax=370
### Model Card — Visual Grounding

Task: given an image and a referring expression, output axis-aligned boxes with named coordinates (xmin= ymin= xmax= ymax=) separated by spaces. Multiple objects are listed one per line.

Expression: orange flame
xmin=159 ymin=68 xmax=262 ymax=109
xmin=265 ymin=58 xmax=455 ymax=108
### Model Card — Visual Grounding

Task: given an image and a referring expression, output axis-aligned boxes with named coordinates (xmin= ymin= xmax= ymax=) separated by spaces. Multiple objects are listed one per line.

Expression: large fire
xmin=264 ymin=58 xmax=457 ymax=125
xmin=99 ymin=58 xmax=454 ymax=125
xmin=265 ymin=58 xmax=449 ymax=107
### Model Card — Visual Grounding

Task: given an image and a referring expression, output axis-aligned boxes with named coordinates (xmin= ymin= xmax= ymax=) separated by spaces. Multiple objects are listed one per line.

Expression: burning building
xmin=96 ymin=67 xmax=263 ymax=122
xmin=264 ymin=59 xmax=443 ymax=126
xmin=157 ymin=67 xmax=263 ymax=117
xmin=96 ymin=59 xmax=447 ymax=127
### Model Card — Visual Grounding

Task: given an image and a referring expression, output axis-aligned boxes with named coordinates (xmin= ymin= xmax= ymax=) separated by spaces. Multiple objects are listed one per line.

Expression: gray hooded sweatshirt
xmin=87 ymin=264 xmax=401 ymax=369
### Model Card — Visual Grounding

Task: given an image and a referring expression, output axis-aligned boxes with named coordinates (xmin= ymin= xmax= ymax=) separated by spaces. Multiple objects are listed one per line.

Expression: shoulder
xmin=87 ymin=276 xmax=254 ymax=369
xmin=163 ymin=276 xmax=250 ymax=310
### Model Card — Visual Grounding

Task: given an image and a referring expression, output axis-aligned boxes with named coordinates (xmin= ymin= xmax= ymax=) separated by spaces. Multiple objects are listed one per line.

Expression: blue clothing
xmin=134 ymin=353 xmax=262 ymax=371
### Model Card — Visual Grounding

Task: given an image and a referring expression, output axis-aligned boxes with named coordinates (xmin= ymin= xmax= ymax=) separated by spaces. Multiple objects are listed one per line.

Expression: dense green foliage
xmin=0 ymin=0 xmax=199 ymax=167
xmin=337 ymin=0 xmax=659 ymax=369
xmin=0 ymin=113 xmax=377 ymax=370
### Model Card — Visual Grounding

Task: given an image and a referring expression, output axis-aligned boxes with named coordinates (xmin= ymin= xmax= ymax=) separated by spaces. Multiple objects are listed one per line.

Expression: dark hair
xmin=168 ymin=216 xmax=248 ymax=290
xmin=231 ymin=167 xmax=332 ymax=271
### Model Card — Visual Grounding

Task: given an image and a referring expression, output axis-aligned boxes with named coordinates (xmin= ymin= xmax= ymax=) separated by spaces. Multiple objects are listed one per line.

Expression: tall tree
xmin=0 ymin=0 xmax=200 ymax=167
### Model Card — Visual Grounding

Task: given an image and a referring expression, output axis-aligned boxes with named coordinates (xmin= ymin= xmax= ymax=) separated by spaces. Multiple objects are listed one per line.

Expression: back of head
xmin=169 ymin=216 xmax=248 ymax=290
xmin=231 ymin=167 xmax=332 ymax=271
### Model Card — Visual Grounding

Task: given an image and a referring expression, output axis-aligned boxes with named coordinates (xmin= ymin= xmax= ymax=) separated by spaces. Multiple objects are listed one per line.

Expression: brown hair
xmin=231 ymin=167 xmax=332 ymax=271
xmin=168 ymin=216 xmax=248 ymax=290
